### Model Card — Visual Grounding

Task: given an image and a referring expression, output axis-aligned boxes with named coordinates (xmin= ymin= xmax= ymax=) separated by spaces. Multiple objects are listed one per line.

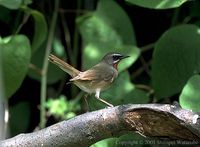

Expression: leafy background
xmin=0 ymin=0 xmax=200 ymax=146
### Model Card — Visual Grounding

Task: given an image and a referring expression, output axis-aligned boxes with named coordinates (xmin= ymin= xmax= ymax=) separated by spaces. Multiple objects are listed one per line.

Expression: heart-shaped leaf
xmin=126 ymin=0 xmax=187 ymax=9
xmin=30 ymin=9 xmax=47 ymax=53
xmin=179 ymin=75 xmax=200 ymax=112
xmin=152 ymin=24 xmax=200 ymax=98
xmin=0 ymin=0 xmax=22 ymax=9
xmin=0 ymin=35 xmax=31 ymax=99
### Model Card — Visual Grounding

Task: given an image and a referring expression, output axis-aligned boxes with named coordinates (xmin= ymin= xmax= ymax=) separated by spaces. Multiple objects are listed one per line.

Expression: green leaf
xmin=124 ymin=88 xmax=149 ymax=104
xmin=46 ymin=95 xmax=79 ymax=120
xmin=28 ymin=38 xmax=66 ymax=84
xmin=9 ymin=102 xmax=30 ymax=136
xmin=126 ymin=0 xmax=187 ymax=9
xmin=46 ymin=96 xmax=68 ymax=117
xmin=179 ymin=75 xmax=200 ymax=112
xmin=189 ymin=0 xmax=200 ymax=18
xmin=29 ymin=9 xmax=48 ymax=53
xmin=77 ymin=0 xmax=139 ymax=71
xmin=91 ymin=138 xmax=117 ymax=147
xmin=0 ymin=0 xmax=22 ymax=9
xmin=1 ymin=35 xmax=31 ymax=99
xmin=64 ymin=112 xmax=76 ymax=119
xmin=116 ymin=133 xmax=146 ymax=147
xmin=91 ymin=133 xmax=145 ymax=147
xmin=22 ymin=0 xmax=32 ymax=6
xmin=0 ymin=0 xmax=31 ymax=9
xmin=0 ymin=6 xmax=12 ymax=24
xmin=95 ymin=0 xmax=136 ymax=45
xmin=152 ymin=24 xmax=200 ymax=98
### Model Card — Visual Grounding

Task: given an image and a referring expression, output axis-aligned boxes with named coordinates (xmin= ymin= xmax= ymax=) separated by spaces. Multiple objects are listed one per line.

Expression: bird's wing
xmin=70 ymin=64 xmax=116 ymax=82
xmin=70 ymin=69 xmax=99 ymax=81
xmin=102 ymin=71 xmax=116 ymax=82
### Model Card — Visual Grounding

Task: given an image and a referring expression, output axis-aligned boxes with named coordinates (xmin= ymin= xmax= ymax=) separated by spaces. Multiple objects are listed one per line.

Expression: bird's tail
xmin=48 ymin=54 xmax=80 ymax=77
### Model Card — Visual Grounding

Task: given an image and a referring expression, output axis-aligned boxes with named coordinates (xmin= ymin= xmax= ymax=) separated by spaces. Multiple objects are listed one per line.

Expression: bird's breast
xmin=73 ymin=75 xmax=117 ymax=94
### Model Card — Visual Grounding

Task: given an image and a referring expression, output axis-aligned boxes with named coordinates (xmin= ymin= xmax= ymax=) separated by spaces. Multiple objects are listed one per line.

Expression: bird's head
xmin=102 ymin=53 xmax=129 ymax=70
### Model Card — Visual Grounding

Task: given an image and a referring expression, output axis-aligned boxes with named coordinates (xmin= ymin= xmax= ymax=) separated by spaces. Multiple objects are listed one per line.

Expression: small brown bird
xmin=48 ymin=53 xmax=129 ymax=107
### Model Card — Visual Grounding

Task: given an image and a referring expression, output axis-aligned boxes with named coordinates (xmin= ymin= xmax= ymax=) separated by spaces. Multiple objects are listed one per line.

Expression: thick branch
xmin=1 ymin=104 xmax=200 ymax=147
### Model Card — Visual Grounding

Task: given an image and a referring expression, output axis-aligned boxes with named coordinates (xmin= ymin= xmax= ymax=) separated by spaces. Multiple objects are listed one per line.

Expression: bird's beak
xmin=120 ymin=55 xmax=130 ymax=60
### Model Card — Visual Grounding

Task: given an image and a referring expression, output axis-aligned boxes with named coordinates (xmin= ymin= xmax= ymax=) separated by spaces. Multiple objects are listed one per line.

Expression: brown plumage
xmin=49 ymin=53 xmax=129 ymax=107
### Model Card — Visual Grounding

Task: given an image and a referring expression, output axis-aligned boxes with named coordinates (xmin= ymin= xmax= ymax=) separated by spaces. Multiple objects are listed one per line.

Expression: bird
xmin=48 ymin=52 xmax=129 ymax=107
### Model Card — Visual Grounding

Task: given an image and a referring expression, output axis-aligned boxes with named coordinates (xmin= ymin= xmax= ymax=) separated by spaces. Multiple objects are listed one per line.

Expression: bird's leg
xmin=95 ymin=89 xmax=114 ymax=107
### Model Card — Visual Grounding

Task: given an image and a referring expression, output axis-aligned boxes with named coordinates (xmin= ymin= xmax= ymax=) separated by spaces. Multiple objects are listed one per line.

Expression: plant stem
xmin=130 ymin=60 xmax=151 ymax=80
xmin=71 ymin=0 xmax=82 ymax=98
xmin=14 ymin=13 xmax=30 ymax=35
xmin=0 ymin=46 xmax=7 ymax=140
xmin=171 ymin=8 xmax=180 ymax=26
xmin=40 ymin=0 xmax=59 ymax=129
xmin=73 ymin=0 xmax=82 ymax=66
xmin=60 ymin=13 xmax=74 ymax=64
xmin=140 ymin=42 xmax=155 ymax=53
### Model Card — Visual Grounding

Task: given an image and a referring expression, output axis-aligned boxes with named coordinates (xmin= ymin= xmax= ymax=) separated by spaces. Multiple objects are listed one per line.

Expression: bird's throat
xmin=113 ymin=62 xmax=119 ymax=70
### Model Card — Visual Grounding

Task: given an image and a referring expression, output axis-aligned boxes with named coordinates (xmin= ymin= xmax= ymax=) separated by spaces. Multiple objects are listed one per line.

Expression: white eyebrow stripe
xmin=113 ymin=53 xmax=121 ymax=56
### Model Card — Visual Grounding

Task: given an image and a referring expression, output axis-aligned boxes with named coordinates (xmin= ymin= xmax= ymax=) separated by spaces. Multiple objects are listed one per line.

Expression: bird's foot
xmin=106 ymin=103 xmax=114 ymax=108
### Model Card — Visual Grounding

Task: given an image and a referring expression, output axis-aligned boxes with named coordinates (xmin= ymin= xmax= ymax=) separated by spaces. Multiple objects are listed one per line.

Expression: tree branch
xmin=1 ymin=104 xmax=200 ymax=146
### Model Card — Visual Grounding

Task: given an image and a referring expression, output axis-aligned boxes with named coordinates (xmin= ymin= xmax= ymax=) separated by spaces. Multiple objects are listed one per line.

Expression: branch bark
xmin=1 ymin=104 xmax=200 ymax=147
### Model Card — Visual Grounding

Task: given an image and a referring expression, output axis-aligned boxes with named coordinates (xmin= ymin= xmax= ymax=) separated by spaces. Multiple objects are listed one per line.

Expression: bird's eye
xmin=112 ymin=55 xmax=119 ymax=61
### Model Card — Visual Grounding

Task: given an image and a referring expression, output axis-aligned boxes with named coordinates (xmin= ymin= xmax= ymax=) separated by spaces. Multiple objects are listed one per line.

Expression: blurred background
xmin=0 ymin=0 xmax=200 ymax=146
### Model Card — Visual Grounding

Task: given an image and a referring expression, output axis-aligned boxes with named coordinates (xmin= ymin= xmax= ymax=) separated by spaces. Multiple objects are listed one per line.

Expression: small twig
xmin=0 ymin=49 xmax=7 ymax=140
xmin=171 ymin=8 xmax=180 ymax=26
xmin=71 ymin=91 xmax=84 ymax=109
xmin=40 ymin=0 xmax=59 ymax=129
xmin=130 ymin=60 xmax=151 ymax=80
xmin=14 ymin=13 xmax=30 ymax=35
xmin=140 ymin=42 xmax=155 ymax=53
xmin=183 ymin=16 xmax=192 ymax=24
xmin=135 ymin=84 xmax=153 ymax=92
xmin=59 ymin=8 xmax=89 ymax=14
xmin=71 ymin=0 xmax=82 ymax=98
xmin=55 ymin=78 xmax=67 ymax=97
xmin=139 ymin=56 xmax=151 ymax=76
xmin=134 ymin=84 xmax=154 ymax=102
xmin=130 ymin=43 xmax=154 ymax=79
xmin=83 ymin=94 xmax=89 ymax=112
xmin=60 ymin=13 xmax=74 ymax=64
xmin=29 ymin=63 xmax=42 ymax=75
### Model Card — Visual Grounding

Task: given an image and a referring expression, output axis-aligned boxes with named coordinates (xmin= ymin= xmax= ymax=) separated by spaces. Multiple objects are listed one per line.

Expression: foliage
xmin=91 ymin=133 xmax=146 ymax=147
xmin=0 ymin=35 xmax=31 ymax=99
xmin=0 ymin=0 xmax=200 ymax=146
xmin=180 ymin=75 xmax=200 ymax=112
xmin=9 ymin=102 xmax=31 ymax=136
xmin=45 ymin=95 xmax=80 ymax=119
xmin=27 ymin=8 xmax=48 ymax=53
xmin=77 ymin=0 xmax=138 ymax=72
xmin=152 ymin=24 xmax=200 ymax=98
xmin=28 ymin=38 xmax=67 ymax=84
xmin=126 ymin=0 xmax=188 ymax=9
